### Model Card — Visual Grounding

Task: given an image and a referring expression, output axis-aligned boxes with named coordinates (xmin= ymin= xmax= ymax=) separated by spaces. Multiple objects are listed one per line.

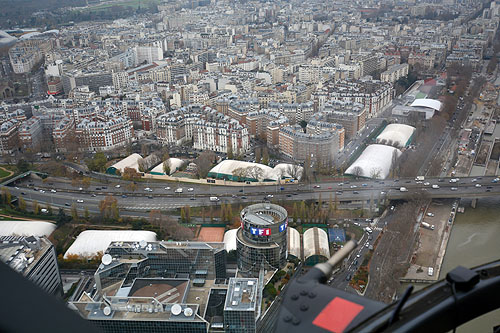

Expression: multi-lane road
xmin=5 ymin=175 xmax=500 ymax=216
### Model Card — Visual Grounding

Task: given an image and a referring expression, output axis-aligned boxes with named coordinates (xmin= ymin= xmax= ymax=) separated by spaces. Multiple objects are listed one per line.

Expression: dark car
xmin=346 ymin=274 xmax=352 ymax=281
xmin=353 ymin=191 xmax=359 ymax=194
xmin=64 ymin=203 xmax=70 ymax=206
xmin=241 ymin=196 xmax=247 ymax=199
xmin=148 ymin=195 xmax=153 ymax=199
xmin=21 ymin=192 xmax=26 ymax=195
xmin=121 ymin=194 xmax=128 ymax=198
xmin=239 ymin=189 xmax=244 ymax=192
xmin=286 ymin=194 xmax=292 ymax=197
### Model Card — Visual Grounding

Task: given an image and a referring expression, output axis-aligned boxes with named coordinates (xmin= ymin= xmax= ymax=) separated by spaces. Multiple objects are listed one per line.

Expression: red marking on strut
xmin=312 ymin=297 xmax=364 ymax=332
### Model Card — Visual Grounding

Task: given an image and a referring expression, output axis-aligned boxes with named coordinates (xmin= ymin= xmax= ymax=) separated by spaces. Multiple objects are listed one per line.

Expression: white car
xmin=380 ymin=191 xmax=386 ymax=195
xmin=428 ymin=267 xmax=434 ymax=276
xmin=39 ymin=189 xmax=45 ymax=193
xmin=423 ymin=182 xmax=430 ymax=186
xmin=145 ymin=187 xmax=152 ymax=192
xmin=165 ymin=187 xmax=171 ymax=190
xmin=115 ymin=184 xmax=121 ymax=188
xmin=50 ymin=189 xmax=57 ymax=193
xmin=451 ymin=187 xmax=458 ymax=191
xmin=475 ymin=183 xmax=482 ymax=188
xmin=427 ymin=212 xmax=435 ymax=217
xmin=76 ymin=199 xmax=84 ymax=203
xmin=432 ymin=185 xmax=440 ymax=189
xmin=267 ymin=194 xmax=274 ymax=198
xmin=188 ymin=188 xmax=194 ymax=192
xmin=350 ymin=185 xmax=357 ymax=189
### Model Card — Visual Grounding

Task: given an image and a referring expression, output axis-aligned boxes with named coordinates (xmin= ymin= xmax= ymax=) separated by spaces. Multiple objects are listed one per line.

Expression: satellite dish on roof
xmin=140 ymin=240 xmax=147 ymax=248
xmin=184 ymin=307 xmax=193 ymax=317
xmin=102 ymin=254 xmax=112 ymax=265
xmin=171 ymin=304 xmax=182 ymax=316
xmin=103 ymin=307 xmax=111 ymax=316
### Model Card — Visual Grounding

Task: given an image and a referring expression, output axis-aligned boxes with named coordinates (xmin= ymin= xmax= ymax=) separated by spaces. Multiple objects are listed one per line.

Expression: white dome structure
xmin=287 ymin=227 xmax=301 ymax=259
xmin=0 ymin=220 xmax=56 ymax=237
xmin=150 ymin=158 xmax=185 ymax=175
xmin=376 ymin=124 xmax=416 ymax=148
xmin=303 ymin=227 xmax=330 ymax=265
xmin=345 ymin=144 xmax=402 ymax=179
xmin=64 ymin=230 xmax=157 ymax=258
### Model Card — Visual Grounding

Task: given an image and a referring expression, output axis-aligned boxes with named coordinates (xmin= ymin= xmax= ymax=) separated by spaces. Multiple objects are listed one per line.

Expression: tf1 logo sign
xmin=279 ymin=220 xmax=288 ymax=232
xmin=250 ymin=227 xmax=271 ymax=236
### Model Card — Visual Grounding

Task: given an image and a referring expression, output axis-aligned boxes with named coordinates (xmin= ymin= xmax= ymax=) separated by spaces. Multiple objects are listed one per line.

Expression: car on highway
xmin=267 ymin=194 xmax=274 ymax=198
xmin=78 ymin=187 xmax=83 ymax=191
xmin=362 ymin=183 xmax=368 ymax=187
xmin=350 ymin=185 xmax=357 ymax=188
xmin=380 ymin=191 xmax=386 ymax=195
xmin=451 ymin=187 xmax=458 ymax=191
xmin=427 ymin=212 xmax=435 ymax=217
xmin=165 ymin=187 xmax=171 ymax=190
xmin=175 ymin=188 xmax=183 ymax=193
xmin=353 ymin=191 xmax=359 ymax=194
xmin=346 ymin=274 xmax=352 ymax=281
xmin=91 ymin=194 xmax=97 ymax=197
xmin=144 ymin=187 xmax=153 ymax=192
xmin=190 ymin=197 xmax=196 ymax=200
xmin=475 ymin=183 xmax=482 ymax=188
xmin=188 ymin=188 xmax=194 ymax=192
xmin=241 ymin=196 xmax=247 ymax=199
xmin=115 ymin=185 xmax=121 ymax=188
xmin=423 ymin=182 xmax=430 ymax=186
xmin=313 ymin=185 xmax=321 ymax=188
xmin=64 ymin=203 xmax=70 ymax=206
xmin=336 ymin=191 xmax=342 ymax=195
xmin=121 ymin=194 xmax=127 ymax=198
xmin=76 ymin=199 xmax=84 ymax=203
xmin=51 ymin=189 xmax=56 ymax=193
xmin=21 ymin=192 xmax=26 ymax=195
xmin=148 ymin=195 xmax=153 ymax=199
xmin=365 ymin=242 xmax=370 ymax=248
xmin=356 ymin=254 xmax=361 ymax=258
xmin=432 ymin=185 xmax=440 ymax=189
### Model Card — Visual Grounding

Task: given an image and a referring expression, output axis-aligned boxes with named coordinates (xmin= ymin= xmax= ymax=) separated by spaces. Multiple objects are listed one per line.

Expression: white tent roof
xmin=110 ymin=153 xmax=143 ymax=173
xmin=151 ymin=158 xmax=184 ymax=175
xmin=209 ymin=160 xmax=303 ymax=181
xmin=223 ymin=229 xmax=238 ymax=252
xmin=0 ymin=220 xmax=56 ymax=237
xmin=376 ymin=124 xmax=416 ymax=148
xmin=303 ymin=227 xmax=330 ymax=261
xmin=287 ymin=227 xmax=301 ymax=259
xmin=209 ymin=160 xmax=276 ymax=181
xmin=410 ymin=99 xmax=442 ymax=111
xmin=64 ymin=230 xmax=157 ymax=258
xmin=345 ymin=144 xmax=402 ymax=179
xmin=273 ymin=163 xmax=304 ymax=179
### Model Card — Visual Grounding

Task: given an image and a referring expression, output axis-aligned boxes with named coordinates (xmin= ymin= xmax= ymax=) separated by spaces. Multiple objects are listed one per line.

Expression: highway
xmin=5 ymin=175 xmax=500 ymax=216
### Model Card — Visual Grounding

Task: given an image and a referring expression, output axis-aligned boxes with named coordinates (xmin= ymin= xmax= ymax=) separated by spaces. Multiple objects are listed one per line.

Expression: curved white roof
xmin=287 ymin=227 xmax=301 ymax=259
xmin=110 ymin=153 xmax=143 ymax=173
xmin=209 ymin=160 xmax=276 ymax=181
xmin=410 ymin=99 xmax=442 ymax=111
xmin=376 ymin=124 xmax=416 ymax=148
xmin=345 ymin=144 xmax=402 ymax=179
xmin=151 ymin=158 xmax=185 ymax=175
xmin=64 ymin=230 xmax=157 ymax=258
xmin=303 ymin=227 xmax=330 ymax=261
xmin=0 ymin=220 xmax=56 ymax=237
xmin=223 ymin=229 xmax=238 ymax=252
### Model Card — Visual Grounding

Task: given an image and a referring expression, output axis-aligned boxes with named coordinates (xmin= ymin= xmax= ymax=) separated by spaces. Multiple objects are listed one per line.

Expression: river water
xmin=401 ymin=197 xmax=500 ymax=331
xmin=438 ymin=197 xmax=500 ymax=332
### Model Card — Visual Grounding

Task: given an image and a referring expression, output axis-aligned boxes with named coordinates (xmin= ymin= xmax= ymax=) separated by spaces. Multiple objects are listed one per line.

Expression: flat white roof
xmin=110 ymin=153 xmax=143 ymax=173
xmin=345 ymin=144 xmax=402 ymax=179
xmin=64 ymin=230 xmax=157 ymax=258
xmin=0 ymin=220 xmax=56 ymax=237
xmin=410 ymin=99 xmax=442 ymax=111
xmin=376 ymin=124 xmax=416 ymax=148
xmin=209 ymin=160 xmax=303 ymax=181
xmin=287 ymin=227 xmax=301 ymax=259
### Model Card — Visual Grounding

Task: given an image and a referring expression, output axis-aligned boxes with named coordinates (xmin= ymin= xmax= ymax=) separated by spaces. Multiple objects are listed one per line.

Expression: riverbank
xmin=401 ymin=199 xmax=457 ymax=283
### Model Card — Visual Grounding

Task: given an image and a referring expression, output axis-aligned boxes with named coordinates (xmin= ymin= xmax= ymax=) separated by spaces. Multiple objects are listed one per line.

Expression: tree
xmin=299 ymin=120 xmax=308 ymax=130
xmin=82 ymin=177 xmax=91 ymax=189
xmin=46 ymin=204 xmax=53 ymax=215
xmin=86 ymin=152 xmax=107 ymax=172
xmin=99 ymin=195 xmax=119 ymax=220
xmin=286 ymin=164 xmax=303 ymax=180
xmin=126 ymin=182 xmax=137 ymax=192
xmin=255 ymin=147 xmax=262 ymax=164
xmin=227 ymin=145 xmax=234 ymax=160
xmin=195 ymin=151 xmax=216 ymax=179
xmin=246 ymin=166 xmax=264 ymax=181
xmin=16 ymin=159 xmax=30 ymax=173
xmin=84 ymin=207 xmax=90 ymax=220
xmin=71 ymin=203 xmax=78 ymax=221
xmin=351 ymin=166 xmax=363 ymax=178
xmin=1 ymin=188 xmax=12 ymax=206
xmin=18 ymin=197 xmax=26 ymax=211
xmin=262 ymin=147 xmax=269 ymax=165
xmin=122 ymin=167 xmax=141 ymax=181
xmin=232 ymin=167 xmax=247 ymax=182
xmin=56 ymin=208 xmax=70 ymax=226
xmin=33 ymin=200 xmax=40 ymax=214
xmin=137 ymin=158 xmax=147 ymax=173
xmin=163 ymin=160 xmax=171 ymax=175
xmin=369 ymin=167 xmax=382 ymax=179
xmin=292 ymin=202 xmax=298 ymax=223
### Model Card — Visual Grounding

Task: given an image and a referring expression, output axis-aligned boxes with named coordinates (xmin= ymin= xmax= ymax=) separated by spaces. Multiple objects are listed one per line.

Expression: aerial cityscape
xmin=0 ymin=0 xmax=499 ymax=331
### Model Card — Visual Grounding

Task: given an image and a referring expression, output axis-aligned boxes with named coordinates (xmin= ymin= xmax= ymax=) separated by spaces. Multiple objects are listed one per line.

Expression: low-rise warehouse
xmin=0 ymin=220 xmax=56 ymax=237
xmin=303 ymin=227 xmax=330 ymax=266
xmin=208 ymin=160 xmax=302 ymax=182
xmin=345 ymin=144 xmax=402 ymax=179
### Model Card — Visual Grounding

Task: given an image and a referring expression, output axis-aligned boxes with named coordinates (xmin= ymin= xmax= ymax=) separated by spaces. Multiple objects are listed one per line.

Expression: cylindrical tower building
xmin=236 ymin=203 xmax=288 ymax=277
